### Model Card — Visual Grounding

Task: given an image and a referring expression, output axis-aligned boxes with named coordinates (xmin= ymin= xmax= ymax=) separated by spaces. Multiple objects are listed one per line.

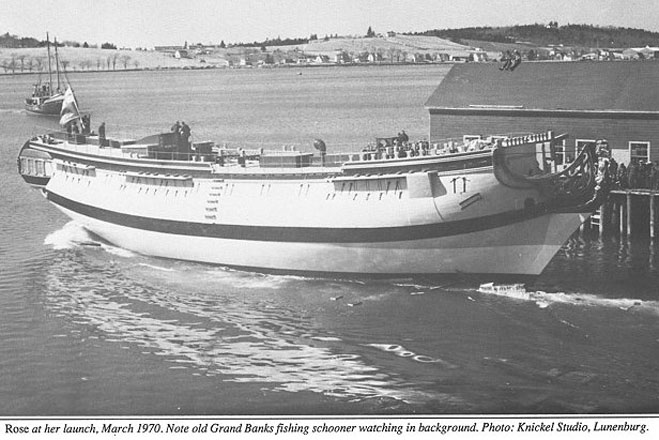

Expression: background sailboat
xmin=24 ymin=33 xmax=66 ymax=115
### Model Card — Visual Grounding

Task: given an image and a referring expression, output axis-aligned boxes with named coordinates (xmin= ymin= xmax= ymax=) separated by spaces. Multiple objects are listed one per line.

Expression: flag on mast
xmin=59 ymin=86 xmax=81 ymax=127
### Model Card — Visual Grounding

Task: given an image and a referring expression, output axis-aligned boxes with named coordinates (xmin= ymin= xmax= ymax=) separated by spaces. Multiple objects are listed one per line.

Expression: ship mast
xmin=46 ymin=33 xmax=53 ymax=92
xmin=54 ymin=37 xmax=61 ymax=92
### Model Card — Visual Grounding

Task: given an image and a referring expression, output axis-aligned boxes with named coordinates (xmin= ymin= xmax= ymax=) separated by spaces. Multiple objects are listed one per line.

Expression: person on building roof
xmin=499 ymin=50 xmax=512 ymax=71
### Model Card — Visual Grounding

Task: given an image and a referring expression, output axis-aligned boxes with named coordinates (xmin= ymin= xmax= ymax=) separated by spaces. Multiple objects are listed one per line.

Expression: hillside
xmin=300 ymin=34 xmax=472 ymax=56
xmin=0 ymin=46 xmax=204 ymax=74
xmin=413 ymin=24 xmax=659 ymax=48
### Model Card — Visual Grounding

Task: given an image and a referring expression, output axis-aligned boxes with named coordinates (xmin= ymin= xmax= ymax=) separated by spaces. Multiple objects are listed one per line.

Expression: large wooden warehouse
xmin=425 ymin=60 xmax=659 ymax=166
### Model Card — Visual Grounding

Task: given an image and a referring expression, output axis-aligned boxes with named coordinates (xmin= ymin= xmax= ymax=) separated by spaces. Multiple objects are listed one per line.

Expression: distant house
xmin=434 ymin=53 xmax=450 ymax=62
xmin=468 ymin=50 xmax=488 ymax=62
xmin=334 ymin=50 xmax=350 ymax=64
xmin=450 ymin=55 xmax=470 ymax=62
xmin=314 ymin=54 xmax=330 ymax=64
xmin=412 ymin=53 xmax=426 ymax=63
xmin=367 ymin=52 xmax=382 ymax=63
xmin=624 ymin=46 xmax=659 ymax=60
xmin=424 ymin=61 xmax=659 ymax=166
xmin=580 ymin=52 xmax=599 ymax=61
xmin=174 ymin=49 xmax=192 ymax=59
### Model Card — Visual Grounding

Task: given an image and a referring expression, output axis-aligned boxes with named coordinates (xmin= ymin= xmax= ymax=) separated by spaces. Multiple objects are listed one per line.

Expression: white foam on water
xmin=366 ymin=343 xmax=457 ymax=368
xmin=202 ymin=268 xmax=293 ymax=290
xmin=99 ymin=244 xmax=136 ymax=258
xmin=138 ymin=263 xmax=177 ymax=272
xmin=311 ymin=336 xmax=342 ymax=342
xmin=0 ymin=109 xmax=24 ymax=115
xmin=476 ymin=283 xmax=659 ymax=315
xmin=44 ymin=221 xmax=136 ymax=258
xmin=44 ymin=221 xmax=93 ymax=250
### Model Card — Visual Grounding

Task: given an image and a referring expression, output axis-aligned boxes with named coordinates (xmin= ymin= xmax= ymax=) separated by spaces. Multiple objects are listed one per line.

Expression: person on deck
xmin=81 ymin=115 xmax=91 ymax=135
xmin=98 ymin=122 xmax=106 ymax=140
xmin=180 ymin=122 xmax=191 ymax=150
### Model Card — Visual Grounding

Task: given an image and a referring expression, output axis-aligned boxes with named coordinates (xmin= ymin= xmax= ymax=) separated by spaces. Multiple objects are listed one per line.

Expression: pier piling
xmin=586 ymin=190 xmax=659 ymax=239
xmin=627 ymin=193 xmax=632 ymax=236
xmin=651 ymin=195 xmax=655 ymax=240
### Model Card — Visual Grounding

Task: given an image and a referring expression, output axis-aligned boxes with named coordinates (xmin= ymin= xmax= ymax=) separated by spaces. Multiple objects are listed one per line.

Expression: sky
xmin=2 ymin=0 xmax=659 ymax=48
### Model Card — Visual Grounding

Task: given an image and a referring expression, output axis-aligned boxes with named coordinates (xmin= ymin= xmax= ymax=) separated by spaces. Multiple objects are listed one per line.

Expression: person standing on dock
xmin=650 ymin=161 xmax=659 ymax=190
xmin=616 ymin=163 xmax=627 ymax=189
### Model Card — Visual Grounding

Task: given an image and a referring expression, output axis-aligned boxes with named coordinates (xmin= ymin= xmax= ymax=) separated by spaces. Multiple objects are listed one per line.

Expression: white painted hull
xmin=21 ymin=129 xmax=601 ymax=276
xmin=53 ymin=202 xmax=586 ymax=275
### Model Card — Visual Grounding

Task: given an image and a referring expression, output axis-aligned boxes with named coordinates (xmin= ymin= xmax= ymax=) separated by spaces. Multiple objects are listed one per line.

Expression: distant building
xmin=334 ymin=50 xmax=350 ymax=64
xmin=314 ymin=54 xmax=330 ymax=64
xmin=424 ymin=61 xmax=659 ymax=165
xmin=623 ymin=46 xmax=659 ymax=59
xmin=154 ymin=45 xmax=182 ymax=55
xmin=468 ymin=50 xmax=489 ymax=62
xmin=367 ymin=52 xmax=382 ymax=63
xmin=174 ymin=49 xmax=192 ymax=59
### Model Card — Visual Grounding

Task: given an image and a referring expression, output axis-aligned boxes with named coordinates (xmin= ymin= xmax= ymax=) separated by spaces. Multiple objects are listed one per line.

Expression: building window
xmin=553 ymin=139 xmax=567 ymax=165
xmin=629 ymin=141 xmax=650 ymax=163
xmin=575 ymin=139 xmax=596 ymax=159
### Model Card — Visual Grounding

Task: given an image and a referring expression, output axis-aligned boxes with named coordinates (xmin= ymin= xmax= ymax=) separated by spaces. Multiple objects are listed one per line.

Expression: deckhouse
xmin=425 ymin=61 xmax=659 ymax=166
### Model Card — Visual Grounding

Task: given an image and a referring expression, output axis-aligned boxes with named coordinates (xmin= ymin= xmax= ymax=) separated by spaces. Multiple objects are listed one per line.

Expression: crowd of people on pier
xmin=612 ymin=158 xmax=659 ymax=190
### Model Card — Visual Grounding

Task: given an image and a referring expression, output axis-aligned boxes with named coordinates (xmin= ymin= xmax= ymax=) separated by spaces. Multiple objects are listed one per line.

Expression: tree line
xmin=411 ymin=24 xmax=659 ymax=48
xmin=1 ymin=52 xmax=139 ymax=74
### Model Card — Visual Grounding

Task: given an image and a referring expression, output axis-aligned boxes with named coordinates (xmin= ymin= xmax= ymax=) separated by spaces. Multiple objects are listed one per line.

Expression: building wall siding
xmin=428 ymin=112 xmax=659 ymax=164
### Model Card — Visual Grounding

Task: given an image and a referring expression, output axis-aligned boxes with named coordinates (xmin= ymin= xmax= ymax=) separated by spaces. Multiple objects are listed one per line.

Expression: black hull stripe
xmin=47 ymin=191 xmax=550 ymax=243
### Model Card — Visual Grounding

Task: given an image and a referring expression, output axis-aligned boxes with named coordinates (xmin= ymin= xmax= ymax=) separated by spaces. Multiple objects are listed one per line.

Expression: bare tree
xmin=9 ymin=53 xmax=17 ymax=74
xmin=26 ymin=57 xmax=34 ymax=72
xmin=133 ymin=59 xmax=140 ymax=69
xmin=111 ymin=53 xmax=118 ymax=70
xmin=34 ymin=57 xmax=44 ymax=72
xmin=17 ymin=54 xmax=26 ymax=72
xmin=96 ymin=58 xmax=102 ymax=70
xmin=60 ymin=60 xmax=70 ymax=71
xmin=119 ymin=54 xmax=131 ymax=69
xmin=106 ymin=56 xmax=111 ymax=69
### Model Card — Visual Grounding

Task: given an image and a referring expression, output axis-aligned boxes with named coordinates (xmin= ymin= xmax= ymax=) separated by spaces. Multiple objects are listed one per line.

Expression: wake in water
xmin=43 ymin=222 xmax=659 ymax=316
xmin=472 ymin=282 xmax=659 ymax=315
xmin=44 ymin=221 xmax=136 ymax=257
xmin=0 ymin=108 xmax=26 ymax=115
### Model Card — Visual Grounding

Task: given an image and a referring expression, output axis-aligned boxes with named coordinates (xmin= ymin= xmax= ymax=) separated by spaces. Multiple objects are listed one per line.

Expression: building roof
xmin=425 ymin=60 xmax=659 ymax=112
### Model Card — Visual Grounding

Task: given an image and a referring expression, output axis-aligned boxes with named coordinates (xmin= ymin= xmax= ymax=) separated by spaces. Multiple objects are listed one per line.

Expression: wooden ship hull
xmin=17 ymin=129 xmax=604 ymax=276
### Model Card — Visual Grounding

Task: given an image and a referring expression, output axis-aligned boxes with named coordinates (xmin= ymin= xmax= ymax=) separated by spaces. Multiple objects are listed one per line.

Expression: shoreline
xmin=0 ymin=61 xmax=463 ymax=77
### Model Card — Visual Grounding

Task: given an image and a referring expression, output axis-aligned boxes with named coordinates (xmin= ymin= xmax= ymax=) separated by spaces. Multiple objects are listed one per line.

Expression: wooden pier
xmin=587 ymin=190 xmax=659 ymax=239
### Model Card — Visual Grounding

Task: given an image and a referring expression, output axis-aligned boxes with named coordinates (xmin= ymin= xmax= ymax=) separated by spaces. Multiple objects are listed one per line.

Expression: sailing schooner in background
xmin=25 ymin=33 xmax=66 ymax=115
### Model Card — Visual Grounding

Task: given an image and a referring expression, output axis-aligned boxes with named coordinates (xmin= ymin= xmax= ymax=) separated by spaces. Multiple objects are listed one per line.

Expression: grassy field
xmin=0 ymin=46 xmax=204 ymax=75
